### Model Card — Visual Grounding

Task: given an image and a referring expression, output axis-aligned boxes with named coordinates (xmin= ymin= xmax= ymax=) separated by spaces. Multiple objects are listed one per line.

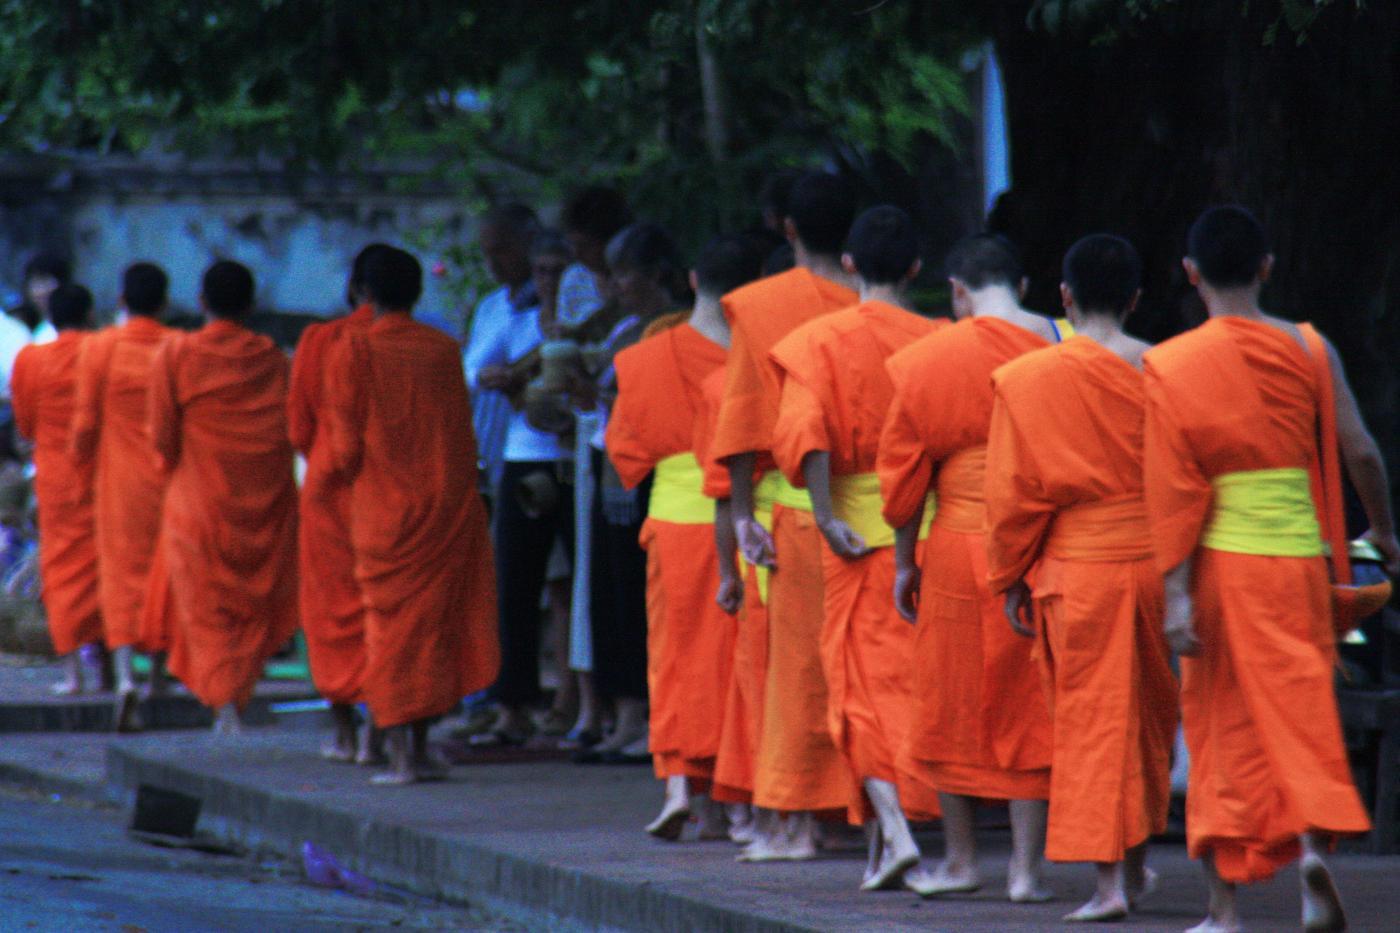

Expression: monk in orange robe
xmin=12 ymin=284 xmax=102 ymax=694
xmin=606 ymin=233 xmax=762 ymax=841
xmin=323 ymin=246 xmax=500 ymax=784
xmin=1144 ymin=206 xmax=1396 ymax=933
xmin=288 ymin=244 xmax=390 ymax=763
xmin=70 ymin=262 xmax=174 ymax=728
xmin=712 ymin=172 xmax=859 ymax=861
xmin=147 ymin=261 xmax=299 ymax=735
xmin=986 ymin=235 xmax=1177 ymax=922
xmin=878 ymin=233 xmax=1062 ymax=901
xmin=770 ymin=206 xmax=945 ymax=891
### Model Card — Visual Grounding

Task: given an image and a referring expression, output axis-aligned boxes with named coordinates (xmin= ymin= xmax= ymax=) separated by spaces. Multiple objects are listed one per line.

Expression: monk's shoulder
xmin=887 ymin=317 xmax=968 ymax=382
xmin=721 ymin=268 xmax=808 ymax=318
xmin=992 ymin=341 xmax=1063 ymax=395
xmin=1142 ymin=322 xmax=1221 ymax=380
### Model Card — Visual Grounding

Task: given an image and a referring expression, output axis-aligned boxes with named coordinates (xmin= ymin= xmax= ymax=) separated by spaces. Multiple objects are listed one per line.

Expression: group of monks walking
xmin=11 ymin=171 xmax=1396 ymax=932
xmin=607 ymin=173 xmax=1396 ymax=933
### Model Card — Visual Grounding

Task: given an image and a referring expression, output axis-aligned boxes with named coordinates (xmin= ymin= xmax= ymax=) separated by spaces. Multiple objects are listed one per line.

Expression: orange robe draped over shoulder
xmin=69 ymin=316 xmax=172 ymax=651
xmin=149 ymin=320 xmax=300 ymax=710
xmin=770 ymin=301 xmax=943 ymax=823
xmin=1142 ymin=317 xmax=1369 ymax=883
xmin=324 ymin=314 xmax=499 ymax=729
xmin=878 ymin=316 xmax=1053 ymax=801
xmin=986 ymin=336 xmax=1177 ymax=862
xmin=607 ymin=323 xmax=733 ymax=783
xmin=12 ymin=334 xmax=103 ymax=655
xmin=288 ymin=305 xmax=374 ymax=705
xmin=713 ymin=267 xmax=857 ymax=814
xmin=698 ymin=368 xmax=769 ymax=804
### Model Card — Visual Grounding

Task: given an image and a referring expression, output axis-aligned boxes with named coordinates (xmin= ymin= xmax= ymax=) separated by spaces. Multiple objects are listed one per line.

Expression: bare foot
xmin=861 ymin=848 xmax=918 ymax=892
xmin=320 ymin=736 xmax=357 ymax=763
xmin=1127 ymin=866 xmax=1159 ymax=910
xmin=908 ymin=861 xmax=982 ymax=898
xmin=1184 ymin=919 xmax=1243 ymax=933
xmin=736 ymin=834 xmax=817 ymax=862
xmin=695 ymin=799 xmax=730 ymax=841
xmin=50 ymin=679 xmax=84 ymax=697
xmin=1064 ymin=893 xmax=1129 ymax=922
xmin=114 ymin=688 xmax=143 ymax=733
xmin=1008 ymin=876 xmax=1055 ymax=903
xmin=212 ymin=705 xmax=243 ymax=736
xmin=727 ymin=815 xmax=756 ymax=845
xmin=645 ymin=802 xmax=691 ymax=841
xmin=355 ymin=724 xmax=387 ymax=766
xmin=370 ymin=758 xmax=447 ymax=786
xmin=1301 ymin=854 xmax=1346 ymax=932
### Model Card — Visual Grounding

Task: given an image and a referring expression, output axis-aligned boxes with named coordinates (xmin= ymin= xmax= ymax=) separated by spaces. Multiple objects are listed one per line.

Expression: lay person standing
xmin=711 ymin=172 xmax=859 ymax=861
xmin=877 ymin=234 xmax=1059 ymax=901
xmin=605 ymin=233 xmax=761 ymax=840
xmin=1144 ymin=206 xmax=1395 ymax=933
xmin=985 ymin=234 xmax=1177 ymax=922
xmin=324 ymin=246 xmax=500 ymax=784
xmin=769 ymin=206 xmax=944 ymax=892
xmin=12 ymin=284 xmax=103 ymax=695
xmin=70 ymin=262 xmax=175 ymax=729
xmin=288 ymin=244 xmax=391 ymax=763
xmin=148 ymin=261 xmax=299 ymax=735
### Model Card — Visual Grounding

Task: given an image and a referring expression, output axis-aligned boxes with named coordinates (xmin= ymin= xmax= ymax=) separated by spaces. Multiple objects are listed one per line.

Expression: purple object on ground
xmin=301 ymin=841 xmax=378 ymax=897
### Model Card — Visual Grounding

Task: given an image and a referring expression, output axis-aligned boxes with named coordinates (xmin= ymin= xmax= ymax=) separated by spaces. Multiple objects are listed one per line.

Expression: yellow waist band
xmin=1202 ymin=467 xmax=1324 ymax=557
xmin=648 ymin=453 xmax=714 ymax=524
xmin=772 ymin=472 xmax=813 ymax=512
xmin=831 ymin=472 xmax=935 ymax=549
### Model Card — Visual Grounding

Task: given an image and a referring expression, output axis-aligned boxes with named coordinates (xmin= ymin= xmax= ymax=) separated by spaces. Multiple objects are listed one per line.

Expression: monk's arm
xmin=803 ymin=451 xmax=868 ymax=559
xmin=727 ymin=453 xmax=774 ymax=569
xmin=1325 ymin=340 xmax=1399 ymax=573
xmin=714 ymin=498 xmax=744 ymax=615
xmin=892 ymin=507 xmax=924 ymax=623
xmin=322 ymin=340 xmax=366 ymax=479
xmin=1162 ymin=557 xmax=1200 ymax=656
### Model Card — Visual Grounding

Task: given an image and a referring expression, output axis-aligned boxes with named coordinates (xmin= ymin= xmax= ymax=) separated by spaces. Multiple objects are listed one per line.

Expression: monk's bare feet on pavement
xmin=695 ymin=797 xmax=730 ymax=841
xmin=646 ymin=776 xmax=691 ymax=841
xmin=1300 ymin=850 xmax=1346 ymax=933
xmin=726 ymin=805 xmax=756 ymax=845
xmin=737 ymin=812 xmax=817 ymax=862
xmin=355 ymin=723 xmax=387 ymax=766
xmin=212 ymin=704 xmax=243 ymax=736
xmin=860 ymin=824 xmax=919 ymax=892
xmin=52 ymin=654 xmax=85 ymax=696
xmin=372 ymin=721 xmax=448 ymax=785
xmin=1187 ymin=854 xmax=1241 ymax=933
xmin=321 ymin=703 xmax=358 ymax=762
xmin=908 ymin=859 xmax=982 ymax=898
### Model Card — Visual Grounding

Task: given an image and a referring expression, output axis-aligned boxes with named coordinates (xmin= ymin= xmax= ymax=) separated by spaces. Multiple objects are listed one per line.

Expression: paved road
xmin=0 ymin=787 xmax=521 ymax=932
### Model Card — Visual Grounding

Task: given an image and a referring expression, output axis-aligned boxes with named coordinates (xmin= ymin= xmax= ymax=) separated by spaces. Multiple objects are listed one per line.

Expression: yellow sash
xmin=647 ymin=453 xmax=714 ymax=525
xmin=830 ymin=472 xmax=935 ymax=549
xmin=772 ymin=472 xmax=813 ymax=512
xmin=747 ymin=471 xmax=783 ymax=604
xmin=1202 ymin=468 xmax=1324 ymax=557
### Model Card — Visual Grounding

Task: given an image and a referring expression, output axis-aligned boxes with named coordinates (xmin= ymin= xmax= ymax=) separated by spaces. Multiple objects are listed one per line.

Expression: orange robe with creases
xmin=70 ymin=316 xmax=172 ymax=651
xmin=700 ymin=368 xmax=769 ymax=805
xmin=12 ymin=333 xmax=103 ymax=655
xmin=986 ymin=336 xmax=1177 ymax=862
xmin=288 ymin=305 xmax=374 ymax=705
xmin=1143 ymin=317 xmax=1370 ymax=883
xmin=149 ymin=320 xmax=300 ymax=710
xmin=712 ymin=267 xmax=858 ymax=814
xmin=607 ymin=322 xmax=733 ymax=782
xmin=878 ymin=316 xmax=1054 ymax=801
xmin=770 ymin=301 xmax=943 ymax=823
xmin=324 ymin=314 xmax=499 ymax=729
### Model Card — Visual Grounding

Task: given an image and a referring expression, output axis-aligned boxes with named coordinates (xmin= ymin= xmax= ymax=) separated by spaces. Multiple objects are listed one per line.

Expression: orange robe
xmin=878 ymin=316 xmax=1054 ymax=801
xmin=699 ymin=368 xmax=769 ymax=805
xmin=607 ymin=323 xmax=733 ymax=782
xmin=70 ymin=316 xmax=172 ymax=651
xmin=985 ymin=336 xmax=1177 ymax=862
xmin=288 ymin=305 xmax=374 ymax=705
xmin=770 ymin=301 xmax=943 ymax=823
xmin=1143 ymin=317 xmax=1370 ymax=883
xmin=148 ymin=320 xmax=300 ymax=710
xmin=324 ymin=314 xmax=499 ymax=729
xmin=712 ymin=267 xmax=857 ymax=814
xmin=11 ymin=334 xmax=103 ymax=655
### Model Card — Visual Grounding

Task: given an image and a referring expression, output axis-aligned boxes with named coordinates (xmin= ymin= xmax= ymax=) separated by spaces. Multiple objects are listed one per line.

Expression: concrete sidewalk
xmin=2 ymin=729 xmax=1394 ymax=932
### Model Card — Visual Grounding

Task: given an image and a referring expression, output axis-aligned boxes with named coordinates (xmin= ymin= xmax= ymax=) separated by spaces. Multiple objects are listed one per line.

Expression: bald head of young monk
xmin=363 ymin=247 xmax=424 ymax=315
xmin=120 ymin=262 xmax=168 ymax=319
xmin=784 ymin=172 xmax=858 ymax=264
xmin=693 ymin=233 xmax=765 ymax=302
xmin=1060 ymin=233 xmax=1143 ymax=322
xmin=47 ymin=283 xmax=95 ymax=332
xmin=347 ymin=243 xmax=395 ymax=310
xmin=1183 ymin=204 xmax=1273 ymax=292
xmin=945 ymin=233 xmax=1028 ymax=319
xmin=201 ymin=261 xmax=256 ymax=321
xmin=478 ymin=202 xmax=540 ymax=290
xmin=842 ymin=205 xmax=922 ymax=289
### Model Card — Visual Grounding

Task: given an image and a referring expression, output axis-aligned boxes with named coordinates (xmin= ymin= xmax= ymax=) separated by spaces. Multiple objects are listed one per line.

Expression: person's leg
xmin=111 ymin=645 xmax=142 ymax=732
xmin=1063 ymin=862 xmax=1128 ymax=922
xmin=52 ymin=652 xmax=84 ymax=696
xmin=355 ymin=720 xmax=386 ymax=765
xmin=1299 ymin=832 xmax=1346 ymax=933
xmin=1185 ymin=852 xmax=1240 ymax=933
xmin=646 ymin=774 xmax=691 ymax=840
xmin=860 ymin=777 xmax=928 ymax=892
xmin=323 ymin=703 xmax=358 ymax=761
xmin=212 ymin=704 xmax=242 ymax=736
xmin=145 ymin=651 xmax=168 ymax=697
xmin=916 ymin=793 xmax=982 ymax=896
xmin=1008 ymin=797 xmax=1052 ymax=902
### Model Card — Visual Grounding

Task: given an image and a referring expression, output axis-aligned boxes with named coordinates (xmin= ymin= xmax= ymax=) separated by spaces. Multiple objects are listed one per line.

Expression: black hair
xmin=945 ymin=233 xmax=1024 ymax=290
xmin=763 ymin=242 xmax=795 ymax=277
xmin=121 ymin=262 xmax=169 ymax=316
xmin=347 ymin=243 xmax=395 ymax=309
xmin=1062 ymin=234 xmax=1143 ymax=315
xmin=530 ymin=229 xmax=573 ymax=261
xmin=47 ymin=283 xmax=93 ymax=330
xmin=363 ymin=246 xmax=423 ymax=310
xmin=561 ymin=186 xmax=633 ymax=244
xmin=694 ymin=233 xmax=764 ymax=299
xmin=483 ymin=202 xmax=542 ymax=242
xmin=1186 ymin=205 xmax=1269 ymax=288
xmin=201 ymin=260 xmax=256 ymax=319
xmin=23 ymin=251 xmax=71 ymax=285
xmin=846 ymin=205 xmax=919 ymax=285
xmin=787 ymin=172 xmax=857 ymax=257
xmin=759 ymin=169 xmax=804 ymax=224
